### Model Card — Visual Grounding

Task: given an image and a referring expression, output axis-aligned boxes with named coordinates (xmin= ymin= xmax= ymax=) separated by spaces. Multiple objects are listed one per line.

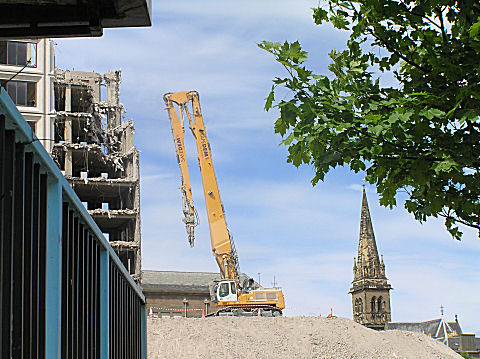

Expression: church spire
xmin=350 ymin=185 xmax=392 ymax=330
xmin=358 ymin=186 xmax=380 ymax=266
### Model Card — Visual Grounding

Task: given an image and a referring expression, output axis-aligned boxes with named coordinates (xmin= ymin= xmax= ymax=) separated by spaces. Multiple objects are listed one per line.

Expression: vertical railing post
xmin=141 ymin=303 xmax=147 ymax=359
xmin=99 ymin=247 xmax=109 ymax=359
xmin=45 ymin=178 xmax=62 ymax=358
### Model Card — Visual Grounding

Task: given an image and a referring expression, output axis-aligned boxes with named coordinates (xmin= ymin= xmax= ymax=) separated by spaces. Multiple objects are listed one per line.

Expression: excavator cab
xmin=216 ymin=279 xmax=238 ymax=302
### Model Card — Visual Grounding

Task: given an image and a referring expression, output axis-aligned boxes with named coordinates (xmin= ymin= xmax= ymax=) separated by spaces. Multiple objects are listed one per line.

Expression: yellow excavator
xmin=164 ymin=91 xmax=285 ymax=316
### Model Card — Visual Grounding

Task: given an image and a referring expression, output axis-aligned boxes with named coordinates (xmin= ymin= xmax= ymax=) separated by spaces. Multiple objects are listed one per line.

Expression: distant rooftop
xmin=141 ymin=270 xmax=255 ymax=293
xmin=0 ymin=0 xmax=152 ymax=38
xmin=386 ymin=318 xmax=462 ymax=337
xmin=141 ymin=270 xmax=221 ymax=293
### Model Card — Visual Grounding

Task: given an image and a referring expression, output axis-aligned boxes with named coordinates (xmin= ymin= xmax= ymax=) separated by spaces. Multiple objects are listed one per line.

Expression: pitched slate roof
xmin=141 ymin=270 xmax=220 ymax=292
xmin=386 ymin=318 xmax=462 ymax=337
xmin=141 ymin=270 xmax=254 ymax=293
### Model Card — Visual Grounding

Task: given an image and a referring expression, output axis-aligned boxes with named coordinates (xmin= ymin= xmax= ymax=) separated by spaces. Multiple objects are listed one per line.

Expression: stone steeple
xmin=349 ymin=186 xmax=392 ymax=330
xmin=354 ymin=187 xmax=385 ymax=281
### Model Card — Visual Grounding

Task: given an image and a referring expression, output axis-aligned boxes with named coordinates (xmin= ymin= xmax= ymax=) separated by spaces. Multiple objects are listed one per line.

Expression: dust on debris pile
xmin=147 ymin=316 xmax=461 ymax=359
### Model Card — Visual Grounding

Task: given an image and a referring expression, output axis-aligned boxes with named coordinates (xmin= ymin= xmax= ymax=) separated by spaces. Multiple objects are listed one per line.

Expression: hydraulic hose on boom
xmin=164 ymin=91 xmax=240 ymax=281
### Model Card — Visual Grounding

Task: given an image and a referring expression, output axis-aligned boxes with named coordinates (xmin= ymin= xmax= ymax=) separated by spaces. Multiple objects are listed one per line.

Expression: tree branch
xmin=438 ymin=212 xmax=480 ymax=230
xmin=367 ymin=28 xmax=430 ymax=73
xmin=435 ymin=7 xmax=448 ymax=42
xmin=409 ymin=10 xmax=443 ymax=32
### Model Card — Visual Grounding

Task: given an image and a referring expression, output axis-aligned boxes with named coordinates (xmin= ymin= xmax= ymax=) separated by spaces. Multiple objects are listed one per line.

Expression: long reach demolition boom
xmin=164 ymin=91 xmax=285 ymax=316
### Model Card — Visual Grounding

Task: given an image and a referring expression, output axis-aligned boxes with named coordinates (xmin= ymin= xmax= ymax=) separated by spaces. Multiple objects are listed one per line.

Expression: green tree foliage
xmin=259 ymin=0 xmax=480 ymax=239
xmin=460 ymin=352 xmax=474 ymax=359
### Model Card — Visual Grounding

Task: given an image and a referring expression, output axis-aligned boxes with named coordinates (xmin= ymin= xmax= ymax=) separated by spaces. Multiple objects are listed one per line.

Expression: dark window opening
xmin=371 ymin=297 xmax=377 ymax=313
xmin=54 ymin=85 xmax=91 ymax=113
xmin=355 ymin=298 xmax=364 ymax=314
xmin=54 ymin=120 xmax=65 ymax=142
xmin=0 ymin=40 xmax=37 ymax=67
xmin=54 ymin=85 xmax=66 ymax=111
xmin=6 ymin=80 xmax=36 ymax=107
xmin=71 ymin=86 xmax=91 ymax=113
xmin=377 ymin=297 xmax=383 ymax=313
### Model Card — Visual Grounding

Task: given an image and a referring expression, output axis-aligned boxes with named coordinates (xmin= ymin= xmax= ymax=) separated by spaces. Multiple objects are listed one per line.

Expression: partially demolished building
xmin=0 ymin=39 xmax=142 ymax=280
xmin=52 ymin=69 xmax=141 ymax=280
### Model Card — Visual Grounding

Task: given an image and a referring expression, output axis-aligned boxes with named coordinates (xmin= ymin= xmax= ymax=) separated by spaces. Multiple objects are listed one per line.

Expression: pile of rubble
xmin=147 ymin=316 xmax=461 ymax=359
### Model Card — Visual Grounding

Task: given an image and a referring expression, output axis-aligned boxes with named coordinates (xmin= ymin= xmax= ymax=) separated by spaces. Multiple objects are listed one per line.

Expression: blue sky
xmin=56 ymin=0 xmax=480 ymax=334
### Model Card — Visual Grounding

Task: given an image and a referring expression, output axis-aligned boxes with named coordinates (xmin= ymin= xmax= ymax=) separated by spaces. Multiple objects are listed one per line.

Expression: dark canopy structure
xmin=0 ymin=0 xmax=152 ymax=38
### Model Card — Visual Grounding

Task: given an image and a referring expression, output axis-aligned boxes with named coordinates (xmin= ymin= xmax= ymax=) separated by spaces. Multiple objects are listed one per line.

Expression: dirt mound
xmin=147 ymin=316 xmax=461 ymax=359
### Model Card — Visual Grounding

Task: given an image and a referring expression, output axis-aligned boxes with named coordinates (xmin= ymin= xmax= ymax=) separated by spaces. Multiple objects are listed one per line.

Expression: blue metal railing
xmin=0 ymin=87 xmax=146 ymax=358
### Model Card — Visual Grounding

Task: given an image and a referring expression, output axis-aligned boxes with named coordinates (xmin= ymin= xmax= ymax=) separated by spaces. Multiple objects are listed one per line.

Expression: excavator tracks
xmin=208 ymin=305 xmax=282 ymax=317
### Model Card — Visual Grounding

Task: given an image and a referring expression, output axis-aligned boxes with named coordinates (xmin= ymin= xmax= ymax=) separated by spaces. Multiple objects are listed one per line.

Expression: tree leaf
xmin=265 ymin=86 xmax=275 ymax=111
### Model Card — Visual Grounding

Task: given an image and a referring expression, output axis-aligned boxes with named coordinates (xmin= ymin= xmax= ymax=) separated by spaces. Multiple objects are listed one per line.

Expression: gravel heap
xmin=147 ymin=316 xmax=461 ymax=359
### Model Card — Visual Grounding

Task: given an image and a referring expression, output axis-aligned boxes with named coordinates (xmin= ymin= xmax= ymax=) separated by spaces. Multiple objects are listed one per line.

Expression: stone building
xmin=52 ymin=69 xmax=141 ymax=279
xmin=387 ymin=315 xmax=480 ymax=357
xmin=350 ymin=186 xmax=392 ymax=330
xmin=0 ymin=39 xmax=55 ymax=152
xmin=142 ymin=270 xmax=219 ymax=318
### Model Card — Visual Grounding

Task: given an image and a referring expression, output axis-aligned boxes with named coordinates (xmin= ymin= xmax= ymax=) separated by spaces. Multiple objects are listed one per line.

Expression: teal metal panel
xmin=45 ymin=178 xmax=62 ymax=357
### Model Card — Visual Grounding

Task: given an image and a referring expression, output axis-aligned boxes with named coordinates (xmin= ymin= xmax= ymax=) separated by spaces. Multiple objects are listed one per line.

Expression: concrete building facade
xmin=0 ymin=39 xmax=55 ymax=152
xmin=350 ymin=186 xmax=392 ymax=330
